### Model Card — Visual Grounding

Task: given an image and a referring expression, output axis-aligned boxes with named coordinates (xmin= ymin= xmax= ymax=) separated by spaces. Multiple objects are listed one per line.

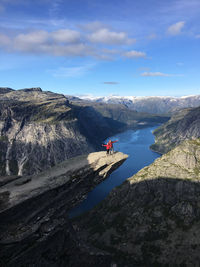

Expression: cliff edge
xmin=0 ymin=151 xmax=128 ymax=267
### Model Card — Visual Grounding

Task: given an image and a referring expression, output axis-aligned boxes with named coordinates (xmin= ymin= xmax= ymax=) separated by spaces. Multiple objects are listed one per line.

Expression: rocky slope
xmin=70 ymin=94 xmax=200 ymax=114
xmin=0 ymin=87 xmax=167 ymax=176
xmin=151 ymin=106 xmax=200 ymax=154
xmin=75 ymin=139 xmax=200 ymax=266
xmin=0 ymin=151 xmax=128 ymax=267
xmin=68 ymin=99 xmax=169 ymax=127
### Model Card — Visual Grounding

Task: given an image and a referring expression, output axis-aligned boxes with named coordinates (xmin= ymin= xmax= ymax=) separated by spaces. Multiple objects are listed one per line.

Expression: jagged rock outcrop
xmin=75 ymin=139 xmax=200 ymax=266
xmin=0 ymin=151 xmax=128 ymax=267
xmin=151 ymin=106 xmax=200 ymax=154
xmin=0 ymin=88 xmax=127 ymax=176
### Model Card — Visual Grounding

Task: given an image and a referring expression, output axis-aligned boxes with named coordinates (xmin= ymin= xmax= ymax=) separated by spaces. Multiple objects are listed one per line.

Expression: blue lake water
xmin=69 ymin=126 xmax=161 ymax=218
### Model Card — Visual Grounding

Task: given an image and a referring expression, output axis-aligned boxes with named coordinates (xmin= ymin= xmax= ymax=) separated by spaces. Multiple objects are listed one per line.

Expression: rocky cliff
xmin=151 ymin=106 xmax=200 ymax=154
xmin=0 ymin=88 xmax=128 ymax=177
xmin=0 ymin=87 xmax=167 ymax=177
xmin=0 ymin=151 xmax=128 ymax=267
xmin=75 ymin=139 xmax=200 ymax=266
xmin=68 ymin=99 xmax=169 ymax=128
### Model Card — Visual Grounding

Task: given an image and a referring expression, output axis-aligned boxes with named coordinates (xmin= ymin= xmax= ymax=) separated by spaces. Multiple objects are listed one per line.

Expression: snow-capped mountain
xmin=70 ymin=94 xmax=200 ymax=114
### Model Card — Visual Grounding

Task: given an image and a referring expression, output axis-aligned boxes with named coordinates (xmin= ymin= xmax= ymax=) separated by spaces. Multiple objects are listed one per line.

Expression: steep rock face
xmin=151 ymin=106 xmax=200 ymax=153
xmin=0 ymin=151 xmax=128 ymax=267
xmin=0 ymin=91 xmax=92 ymax=176
xmin=75 ymin=140 xmax=200 ymax=266
xmin=0 ymin=88 xmax=126 ymax=176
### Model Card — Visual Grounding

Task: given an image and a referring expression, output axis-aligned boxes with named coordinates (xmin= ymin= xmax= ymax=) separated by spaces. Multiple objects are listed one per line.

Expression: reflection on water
xmin=69 ymin=126 xmax=160 ymax=218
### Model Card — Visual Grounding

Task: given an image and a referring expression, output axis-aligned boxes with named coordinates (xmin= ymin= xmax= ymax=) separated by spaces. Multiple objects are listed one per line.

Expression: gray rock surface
xmin=75 ymin=139 xmax=200 ymax=266
xmin=0 ymin=151 xmax=128 ymax=267
xmin=151 ymin=106 xmax=200 ymax=154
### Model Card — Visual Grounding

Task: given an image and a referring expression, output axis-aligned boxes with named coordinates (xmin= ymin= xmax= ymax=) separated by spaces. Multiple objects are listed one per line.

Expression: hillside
xmin=75 ymin=139 xmax=200 ymax=266
xmin=68 ymin=99 xmax=169 ymax=127
xmin=151 ymin=106 xmax=200 ymax=154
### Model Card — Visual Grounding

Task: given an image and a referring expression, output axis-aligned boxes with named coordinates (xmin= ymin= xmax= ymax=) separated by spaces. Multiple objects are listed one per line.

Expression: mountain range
xmin=68 ymin=94 xmax=200 ymax=114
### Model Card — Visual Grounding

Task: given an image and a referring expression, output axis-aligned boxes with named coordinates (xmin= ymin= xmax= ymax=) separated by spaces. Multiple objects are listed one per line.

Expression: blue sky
xmin=0 ymin=0 xmax=200 ymax=96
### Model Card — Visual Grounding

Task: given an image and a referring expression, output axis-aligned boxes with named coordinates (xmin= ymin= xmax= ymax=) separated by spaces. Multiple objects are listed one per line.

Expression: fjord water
xmin=69 ymin=126 xmax=161 ymax=218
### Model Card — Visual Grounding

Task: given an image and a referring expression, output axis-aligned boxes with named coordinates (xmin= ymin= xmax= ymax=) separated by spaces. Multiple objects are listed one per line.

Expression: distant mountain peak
xmin=69 ymin=94 xmax=200 ymax=114
xmin=0 ymin=87 xmax=14 ymax=94
xmin=18 ymin=87 xmax=42 ymax=92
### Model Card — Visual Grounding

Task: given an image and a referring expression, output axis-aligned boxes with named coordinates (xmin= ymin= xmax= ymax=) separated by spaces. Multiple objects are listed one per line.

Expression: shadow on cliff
xmin=73 ymin=177 xmax=200 ymax=267
xmin=73 ymin=105 xmax=127 ymax=148
xmin=1 ymin=176 xmax=200 ymax=266
xmin=0 ymin=150 xmax=128 ymax=267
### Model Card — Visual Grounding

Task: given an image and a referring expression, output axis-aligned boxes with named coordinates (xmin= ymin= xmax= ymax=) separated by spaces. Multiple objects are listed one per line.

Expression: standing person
xmin=102 ymin=140 xmax=118 ymax=155
xmin=108 ymin=140 xmax=118 ymax=154
xmin=102 ymin=142 xmax=111 ymax=155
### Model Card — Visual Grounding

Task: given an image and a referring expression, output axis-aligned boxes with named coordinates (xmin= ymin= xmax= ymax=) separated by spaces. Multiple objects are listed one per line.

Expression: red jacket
xmin=102 ymin=140 xmax=118 ymax=149
xmin=108 ymin=140 xmax=118 ymax=148
xmin=102 ymin=144 xmax=110 ymax=149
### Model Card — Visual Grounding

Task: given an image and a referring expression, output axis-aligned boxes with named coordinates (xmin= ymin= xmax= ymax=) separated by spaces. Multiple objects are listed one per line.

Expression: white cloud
xmin=13 ymin=30 xmax=49 ymax=52
xmin=80 ymin=21 xmax=106 ymax=32
xmin=49 ymin=64 xmax=96 ymax=78
xmin=51 ymin=29 xmax=81 ymax=43
xmin=9 ymin=30 xmax=90 ymax=56
xmin=88 ymin=28 xmax=135 ymax=45
xmin=141 ymin=72 xmax=182 ymax=77
xmin=103 ymin=82 xmax=119 ymax=85
xmin=0 ymin=26 xmax=138 ymax=60
xmin=0 ymin=33 xmax=11 ymax=46
xmin=38 ymin=43 xmax=91 ymax=57
xmin=123 ymin=50 xmax=146 ymax=58
xmin=195 ymin=34 xmax=200 ymax=38
xmin=0 ymin=29 xmax=94 ymax=57
xmin=141 ymin=72 xmax=171 ymax=77
xmin=14 ymin=31 xmax=48 ymax=45
xmin=167 ymin=21 xmax=185 ymax=35
xmin=147 ymin=33 xmax=157 ymax=40
xmin=176 ymin=62 xmax=184 ymax=66
xmin=92 ymin=48 xmax=120 ymax=60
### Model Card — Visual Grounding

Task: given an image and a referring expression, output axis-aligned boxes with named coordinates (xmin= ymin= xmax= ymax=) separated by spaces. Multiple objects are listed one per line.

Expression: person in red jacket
xmin=108 ymin=139 xmax=118 ymax=154
xmin=102 ymin=139 xmax=118 ymax=155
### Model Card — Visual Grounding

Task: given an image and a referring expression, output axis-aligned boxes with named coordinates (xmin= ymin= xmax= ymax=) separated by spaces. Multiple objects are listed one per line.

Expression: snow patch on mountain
xmin=70 ymin=94 xmax=200 ymax=114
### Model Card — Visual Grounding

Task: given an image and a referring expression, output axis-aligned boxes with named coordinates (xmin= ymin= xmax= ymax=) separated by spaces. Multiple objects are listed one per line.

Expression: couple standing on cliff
xmin=102 ymin=140 xmax=118 ymax=155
